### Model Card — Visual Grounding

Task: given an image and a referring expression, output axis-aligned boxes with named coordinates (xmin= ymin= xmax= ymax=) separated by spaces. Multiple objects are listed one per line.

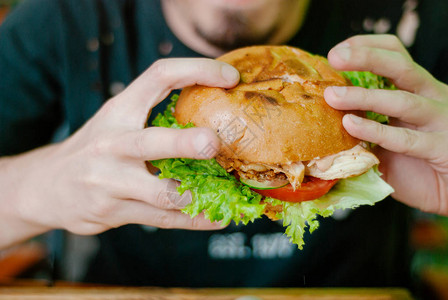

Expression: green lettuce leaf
xmin=342 ymin=71 xmax=396 ymax=124
xmin=152 ymin=157 xmax=265 ymax=225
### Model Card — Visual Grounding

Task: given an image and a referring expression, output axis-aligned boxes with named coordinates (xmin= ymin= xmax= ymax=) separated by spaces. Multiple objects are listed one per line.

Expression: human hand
xmin=9 ymin=58 xmax=240 ymax=236
xmin=324 ymin=34 xmax=448 ymax=215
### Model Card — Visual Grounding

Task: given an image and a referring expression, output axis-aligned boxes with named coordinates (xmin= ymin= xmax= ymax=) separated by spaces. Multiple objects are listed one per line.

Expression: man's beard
xmin=194 ymin=11 xmax=278 ymax=52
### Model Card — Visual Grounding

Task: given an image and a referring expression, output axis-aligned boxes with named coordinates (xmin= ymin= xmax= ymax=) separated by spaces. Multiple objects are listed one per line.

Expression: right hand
xmin=325 ymin=34 xmax=448 ymax=215
xmin=8 ymin=58 xmax=240 ymax=236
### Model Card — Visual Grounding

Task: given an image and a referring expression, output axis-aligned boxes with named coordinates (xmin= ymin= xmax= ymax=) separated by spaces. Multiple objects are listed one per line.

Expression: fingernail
xmin=334 ymin=47 xmax=351 ymax=61
xmin=331 ymin=86 xmax=347 ymax=97
xmin=194 ymin=132 xmax=217 ymax=158
xmin=347 ymin=114 xmax=363 ymax=124
xmin=221 ymin=64 xmax=240 ymax=83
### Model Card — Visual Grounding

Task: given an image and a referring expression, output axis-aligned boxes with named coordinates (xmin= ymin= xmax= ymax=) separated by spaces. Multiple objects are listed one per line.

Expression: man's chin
xmin=195 ymin=26 xmax=277 ymax=52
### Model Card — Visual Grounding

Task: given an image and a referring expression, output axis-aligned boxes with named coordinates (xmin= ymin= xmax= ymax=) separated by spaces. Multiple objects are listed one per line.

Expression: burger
xmin=152 ymin=45 xmax=393 ymax=249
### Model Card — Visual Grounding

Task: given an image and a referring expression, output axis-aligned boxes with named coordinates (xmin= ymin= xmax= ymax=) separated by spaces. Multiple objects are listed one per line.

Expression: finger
xmin=112 ymin=170 xmax=193 ymax=210
xmin=333 ymin=34 xmax=410 ymax=58
xmin=342 ymin=114 xmax=439 ymax=160
xmin=115 ymin=127 xmax=221 ymax=160
xmin=328 ymin=45 xmax=439 ymax=98
xmin=110 ymin=200 xmax=223 ymax=230
xmin=324 ymin=86 xmax=443 ymax=127
xmin=112 ymin=58 xmax=240 ymax=126
xmin=88 ymin=162 xmax=193 ymax=210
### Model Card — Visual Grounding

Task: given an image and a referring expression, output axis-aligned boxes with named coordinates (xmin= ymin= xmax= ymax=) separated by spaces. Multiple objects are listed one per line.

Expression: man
xmin=1 ymin=0 xmax=448 ymax=287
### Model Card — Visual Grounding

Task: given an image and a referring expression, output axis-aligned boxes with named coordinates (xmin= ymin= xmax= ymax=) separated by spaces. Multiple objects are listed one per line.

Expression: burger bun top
xmin=174 ymin=46 xmax=359 ymax=164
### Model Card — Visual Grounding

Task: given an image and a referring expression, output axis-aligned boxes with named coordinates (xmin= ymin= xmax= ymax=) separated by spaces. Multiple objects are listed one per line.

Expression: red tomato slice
xmin=252 ymin=177 xmax=339 ymax=202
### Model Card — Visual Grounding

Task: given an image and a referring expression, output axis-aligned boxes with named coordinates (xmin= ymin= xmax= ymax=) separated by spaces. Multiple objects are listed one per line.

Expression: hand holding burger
xmin=325 ymin=34 xmax=448 ymax=216
xmin=0 ymin=58 xmax=239 ymax=249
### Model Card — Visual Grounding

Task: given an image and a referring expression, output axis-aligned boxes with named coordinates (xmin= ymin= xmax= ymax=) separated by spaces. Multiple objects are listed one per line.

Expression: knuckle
xmin=163 ymin=127 xmax=190 ymax=158
xmin=401 ymin=128 xmax=419 ymax=154
xmin=358 ymin=88 xmax=374 ymax=109
xmin=392 ymin=55 xmax=416 ymax=84
xmin=80 ymin=165 xmax=103 ymax=190
xmin=398 ymin=91 xmax=422 ymax=117
xmin=359 ymin=47 xmax=375 ymax=68
xmin=401 ymin=57 xmax=416 ymax=72
xmin=88 ymin=137 xmax=111 ymax=157
xmin=173 ymin=132 xmax=186 ymax=156
xmin=155 ymin=212 xmax=173 ymax=229
xmin=146 ymin=59 xmax=179 ymax=93
xmin=133 ymin=130 xmax=148 ymax=159
xmin=90 ymin=198 xmax=116 ymax=220
xmin=392 ymin=50 xmax=416 ymax=73
xmin=374 ymin=122 xmax=388 ymax=142
xmin=384 ymin=34 xmax=401 ymax=47
xmin=366 ymin=121 xmax=389 ymax=147
xmin=149 ymin=59 xmax=168 ymax=77
xmin=155 ymin=180 xmax=180 ymax=209
xmin=147 ymin=59 xmax=171 ymax=85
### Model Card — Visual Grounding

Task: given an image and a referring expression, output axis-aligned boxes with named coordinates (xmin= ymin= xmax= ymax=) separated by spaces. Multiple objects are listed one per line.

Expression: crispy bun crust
xmin=175 ymin=46 xmax=359 ymax=164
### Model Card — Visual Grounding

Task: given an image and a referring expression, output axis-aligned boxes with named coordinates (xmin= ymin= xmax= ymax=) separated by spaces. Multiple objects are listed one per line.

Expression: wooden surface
xmin=0 ymin=243 xmax=46 ymax=282
xmin=0 ymin=287 xmax=413 ymax=300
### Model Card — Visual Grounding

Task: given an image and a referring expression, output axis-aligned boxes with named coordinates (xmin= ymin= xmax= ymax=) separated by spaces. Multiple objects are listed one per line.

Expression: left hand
xmin=324 ymin=34 xmax=448 ymax=215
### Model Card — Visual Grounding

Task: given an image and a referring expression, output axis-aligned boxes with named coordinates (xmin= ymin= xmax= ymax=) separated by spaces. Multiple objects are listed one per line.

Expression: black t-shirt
xmin=2 ymin=0 xmax=447 ymax=288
